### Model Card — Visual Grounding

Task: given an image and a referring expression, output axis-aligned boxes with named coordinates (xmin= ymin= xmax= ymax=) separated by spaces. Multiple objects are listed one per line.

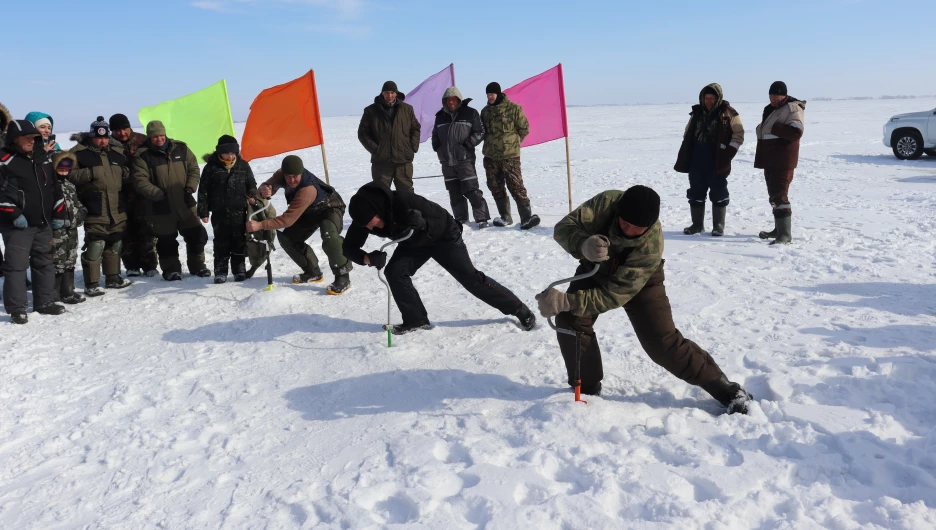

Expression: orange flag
xmin=241 ymin=70 xmax=324 ymax=162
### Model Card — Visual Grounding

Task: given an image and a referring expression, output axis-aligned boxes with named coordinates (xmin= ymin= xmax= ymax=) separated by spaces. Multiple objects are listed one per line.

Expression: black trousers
xmin=212 ymin=220 xmax=246 ymax=274
xmin=155 ymin=224 xmax=208 ymax=275
xmin=385 ymin=223 xmax=522 ymax=325
xmin=687 ymin=169 xmax=729 ymax=206
xmin=1 ymin=226 xmax=55 ymax=313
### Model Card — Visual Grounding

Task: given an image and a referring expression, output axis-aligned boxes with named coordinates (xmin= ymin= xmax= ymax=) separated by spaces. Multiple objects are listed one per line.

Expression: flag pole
xmin=321 ymin=143 xmax=330 ymax=185
xmin=564 ymin=136 xmax=572 ymax=213
xmin=559 ymin=63 xmax=572 ymax=212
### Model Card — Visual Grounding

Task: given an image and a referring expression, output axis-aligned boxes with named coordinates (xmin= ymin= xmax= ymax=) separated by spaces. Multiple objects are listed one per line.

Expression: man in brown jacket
xmin=754 ymin=81 xmax=805 ymax=245
xmin=109 ymin=113 xmax=158 ymax=277
xmin=69 ymin=116 xmax=133 ymax=296
xmin=357 ymin=81 xmax=421 ymax=192
xmin=674 ymin=83 xmax=744 ymax=237
xmin=246 ymin=155 xmax=351 ymax=295
xmin=132 ymin=120 xmax=210 ymax=281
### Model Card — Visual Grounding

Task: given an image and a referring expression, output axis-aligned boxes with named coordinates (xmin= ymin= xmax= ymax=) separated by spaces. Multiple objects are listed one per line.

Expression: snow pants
xmin=384 ymin=221 xmax=522 ymax=325
xmin=764 ymin=169 xmax=794 ymax=218
xmin=155 ymin=224 xmax=208 ymax=275
xmin=443 ymin=161 xmax=490 ymax=223
xmin=1 ymin=226 xmax=55 ymax=314
xmin=276 ymin=210 xmax=348 ymax=275
xmin=121 ymin=207 xmax=158 ymax=272
xmin=371 ymin=162 xmax=414 ymax=193
xmin=212 ymin=219 xmax=246 ymax=276
xmin=554 ymin=261 xmax=724 ymax=390
xmin=82 ymin=222 xmax=126 ymax=286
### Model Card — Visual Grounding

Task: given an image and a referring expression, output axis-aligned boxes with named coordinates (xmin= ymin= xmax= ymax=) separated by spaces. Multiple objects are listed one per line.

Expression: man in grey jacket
xmin=431 ymin=87 xmax=491 ymax=228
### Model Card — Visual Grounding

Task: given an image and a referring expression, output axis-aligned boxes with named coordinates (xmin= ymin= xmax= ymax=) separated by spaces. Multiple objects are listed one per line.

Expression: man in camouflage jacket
xmin=535 ymin=186 xmax=752 ymax=414
xmin=109 ymin=113 xmax=158 ymax=276
xmin=479 ymin=82 xmax=540 ymax=230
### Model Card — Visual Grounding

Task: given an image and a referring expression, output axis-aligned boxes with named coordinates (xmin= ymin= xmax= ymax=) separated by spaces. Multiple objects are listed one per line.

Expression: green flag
xmin=138 ymin=79 xmax=235 ymax=160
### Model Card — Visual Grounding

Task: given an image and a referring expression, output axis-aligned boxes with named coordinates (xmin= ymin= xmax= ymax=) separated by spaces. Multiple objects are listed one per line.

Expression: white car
xmin=883 ymin=107 xmax=936 ymax=160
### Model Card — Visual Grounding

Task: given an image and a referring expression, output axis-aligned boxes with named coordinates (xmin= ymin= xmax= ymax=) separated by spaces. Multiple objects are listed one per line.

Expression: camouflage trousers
xmin=52 ymin=227 xmax=80 ymax=274
xmin=483 ymin=157 xmax=529 ymax=203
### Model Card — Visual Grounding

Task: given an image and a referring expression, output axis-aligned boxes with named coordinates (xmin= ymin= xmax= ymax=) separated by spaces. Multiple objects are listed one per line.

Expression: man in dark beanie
xmin=674 ymin=83 xmax=744 ymax=237
xmin=247 ymin=155 xmax=351 ymax=294
xmin=480 ymin=81 xmax=540 ymax=230
xmin=754 ymin=81 xmax=805 ymax=245
xmin=343 ymin=181 xmax=536 ymax=335
xmin=357 ymin=80 xmax=421 ymax=192
xmin=198 ymin=135 xmax=258 ymax=283
xmin=132 ymin=120 xmax=211 ymax=280
xmin=107 ymin=113 xmax=158 ymax=277
xmin=537 ymin=186 xmax=753 ymax=414
xmin=0 ymin=119 xmax=68 ymax=323
xmin=68 ymin=116 xmax=133 ymax=296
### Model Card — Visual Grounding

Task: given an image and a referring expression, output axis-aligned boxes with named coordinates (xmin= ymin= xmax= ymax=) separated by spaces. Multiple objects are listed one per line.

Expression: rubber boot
xmin=518 ymin=201 xmax=540 ymax=230
xmin=758 ymin=218 xmax=777 ymax=239
xmin=53 ymin=273 xmax=63 ymax=303
xmin=711 ymin=205 xmax=726 ymax=237
xmin=770 ymin=215 xmax=792 ymax=245
xmin=61 ymin=269 xmax=86 ymax=304
xmin=683 ymin=203 xmax=705 ymax=235
xmin=700 ymin=373 xmax=753 ymax=414
xmin=492 ymin=196 xmax=513 ymax=227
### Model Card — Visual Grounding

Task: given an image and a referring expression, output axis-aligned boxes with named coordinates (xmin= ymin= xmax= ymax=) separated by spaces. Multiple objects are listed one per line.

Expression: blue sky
xmin=5 ymin=0 xmax=935 ymax=130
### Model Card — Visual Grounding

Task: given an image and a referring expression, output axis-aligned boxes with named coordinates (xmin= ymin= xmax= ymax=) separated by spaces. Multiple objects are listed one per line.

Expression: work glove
xmin=51 ymin=219 xmax=65 ymax=230
xmin=404 ymin=209 xmax=427 ymax=232
xmin=13 ymin=214 xmax=27 ymax=229
xmin=535 ymin=287 xmax=570 ymax=318
xmin=367 ymin=250 xmax=388 ymax=270
xmin=580 ymin=234 xmax=610 ymax=262
xmin=184 ymin=187 xmax=197 ymax=208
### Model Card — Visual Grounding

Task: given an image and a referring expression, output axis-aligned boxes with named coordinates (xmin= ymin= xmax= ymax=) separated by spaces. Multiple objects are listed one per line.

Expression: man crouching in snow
xmin=536 ymin=185 xmax=753 ymax=414
xmin=343 ymin=181 xmax=536 ymax=335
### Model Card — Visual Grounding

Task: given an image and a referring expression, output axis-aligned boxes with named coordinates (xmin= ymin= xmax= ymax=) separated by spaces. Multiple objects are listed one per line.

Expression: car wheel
xmin=892 ymin=130 xmax=924 ymax=160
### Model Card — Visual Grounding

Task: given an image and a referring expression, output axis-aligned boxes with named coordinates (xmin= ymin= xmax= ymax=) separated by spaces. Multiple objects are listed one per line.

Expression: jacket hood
xmin=24 ymin=111 xmax=54 ymax=130
xmin=51 ymin=151 xmax=78 ymax=171
xmin=697 ymin=83 xmax=724 ymax=109
xmin=442 ymin=86 xmax=464 ymax=104
xmin=348 ymin=181 xmax=395 ymax=228
xmin=0 ymin=102 xmax=11 ymax=131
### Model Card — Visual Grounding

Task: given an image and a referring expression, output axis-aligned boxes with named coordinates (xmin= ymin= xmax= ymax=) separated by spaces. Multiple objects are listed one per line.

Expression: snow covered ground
xmin=2 ymin=98 xmax=936 ymax=529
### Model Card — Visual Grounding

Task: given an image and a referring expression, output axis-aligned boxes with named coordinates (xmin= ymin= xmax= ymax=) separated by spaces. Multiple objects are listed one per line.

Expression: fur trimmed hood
xmin=0 ymin=102 xmax=11 ymax=132
xmin=51 ymin=151 xmax=78 ymax=169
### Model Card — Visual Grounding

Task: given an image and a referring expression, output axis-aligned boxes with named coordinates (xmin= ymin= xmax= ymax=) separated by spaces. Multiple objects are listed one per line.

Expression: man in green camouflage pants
xmin=535 ymin=186 xmax=752 ymax=414
xmin=480 ymin=82 xmax=539 ymax=230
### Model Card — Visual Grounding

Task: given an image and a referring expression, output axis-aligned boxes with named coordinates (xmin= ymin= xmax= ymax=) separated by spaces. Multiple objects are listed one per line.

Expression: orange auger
xmin=377 ymin=229 xmax=414 ymax=347
xmin=543 ymin=263 xmax=600 ymax=404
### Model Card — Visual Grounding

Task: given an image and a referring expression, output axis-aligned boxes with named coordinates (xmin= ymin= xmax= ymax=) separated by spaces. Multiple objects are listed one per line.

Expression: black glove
xmin=367 ymin=250 xmax=387 ymax=270
xmin=404 ymin=209 xmax=427 ymax=232
xmin=184 ymin=188 xmax=197 ymax=208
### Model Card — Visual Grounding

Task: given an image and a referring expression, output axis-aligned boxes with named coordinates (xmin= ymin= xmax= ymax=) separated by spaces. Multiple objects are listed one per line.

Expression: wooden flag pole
xmin=320 ymin=143 xmax=331 ymax=185
xmin=564 ymin=136 xmax=572 ymax=213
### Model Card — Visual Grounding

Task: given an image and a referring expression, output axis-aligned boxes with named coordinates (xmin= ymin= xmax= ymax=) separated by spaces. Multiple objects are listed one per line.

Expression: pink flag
xmin=504 ymin=64 xmax=568 ymax=148
xmin=405 ymin=63 xmax=456 ymax=143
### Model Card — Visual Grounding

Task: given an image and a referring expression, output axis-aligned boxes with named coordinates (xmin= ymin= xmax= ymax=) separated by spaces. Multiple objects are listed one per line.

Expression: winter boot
xmin=711 ymin=205 xmax=727 ymax=237
xmin=683 ymin=203 xmax=705 ymax=235
xmin=758 ymin=218 xmax=777 ymax=240
xmin=477 ymin=221 xmax=489 ymax=229
xmin=105 ymin=275 xmax=132 ymax=289
xmin=11 ymin=312 xmax=28 ymax=324
xmin=144 ymin=269 xmax=159 ymax=277
xmin=35 ymin=303 xmax=66 ymax=316
xmin=214 ymin=258 xmax=228 ymax=285
xmin=126 ymin=268 xmax=143 ymax=277
xmin=214 ymin=275 xmax=227 ymax=284
xmin=293 ymin=266 xmax=324 ymax=284
xmin=579 ymin=381 xmax=602 ymax=396
xmin=61 ymin=269 xmax=86 ymax=304
xmin=325 ymin=263 xmax=352 ymax=295
xmin=53 ymin=273 xmax=63 ymax=303
xmin=516 ymin=305 xmax=536 ymax=331
xmin=195 ymin=268 xmax=212 ymax=278
xmin=231 ymin=253 xmax=247 ymax=282
xmin=517 ymin=202 xmax=540 ymax=230
xmin=700 ymin=374 xmax=753 ymax=415
xmin=391 ymin=320 xmax=432 ymax=335
xmin=163 ymin=271 xmax=182 ymax=281
xmin=84 ymin=281 xmax=105 ymax=297
xmin=770 ymin=215 xmax=792 ymax=245
xmin=492 ymin=197 xmax=514 ymax=227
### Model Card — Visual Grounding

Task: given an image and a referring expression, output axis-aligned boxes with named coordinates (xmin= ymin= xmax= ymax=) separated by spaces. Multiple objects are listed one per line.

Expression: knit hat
xmin=24 ymin=112 xmax=54 ymax=131
xmin=348 ymin=184 xmax=391 ymax=226
xmin=769 ymin=81 xmax=788 ymax=96
xmin=485 ymin=82 xmax=501 ymax=95
xmin=281 ymin=155 xmax=304 ymax=175
xmin=216 ymin=134 xmax=239 ymax=155
xmin=109 ymin=113 xmax=132 ymax=131
xmin=381 ymin=81 xmax=398 ymax=93
xmin=88 ymin=116 xmax=110 ymax=138
xmin=616 ymin=185 xmax=660 ymax=228
xmin=146 ymin=120 xmax=166 ymax=137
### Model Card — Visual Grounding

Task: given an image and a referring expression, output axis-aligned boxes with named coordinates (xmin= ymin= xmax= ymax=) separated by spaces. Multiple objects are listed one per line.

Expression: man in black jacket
xmin=0 ymin=120 xmax=68 ymax=323
xmin=432 ymin=87 xmax=491 ymax=228
xmin=357 ymin=81 xmax=421 ymax=192
xmin=343 ymin=182 xmax=535 ymax=334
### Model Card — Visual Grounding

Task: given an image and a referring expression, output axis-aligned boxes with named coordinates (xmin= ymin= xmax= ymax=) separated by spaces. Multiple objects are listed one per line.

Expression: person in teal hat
xmin=24 ymin=111 xmax=61 ymax=152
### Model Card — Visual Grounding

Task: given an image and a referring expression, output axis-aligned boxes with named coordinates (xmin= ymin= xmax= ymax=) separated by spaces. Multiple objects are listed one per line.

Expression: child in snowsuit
xmin=197 ymin=135 xmax=258 ymax=283
xmin=50 ymin=152 xmax=87 ymax=304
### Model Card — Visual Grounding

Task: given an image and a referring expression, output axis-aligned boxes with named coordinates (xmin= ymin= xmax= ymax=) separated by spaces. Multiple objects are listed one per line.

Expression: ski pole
xmin=249 ymin=200 xmax=275 ymax=291
xmin=377 ymin=229 xmax=414 ymax=347
xmin=542 ymin=263 xmax=601 ymax=404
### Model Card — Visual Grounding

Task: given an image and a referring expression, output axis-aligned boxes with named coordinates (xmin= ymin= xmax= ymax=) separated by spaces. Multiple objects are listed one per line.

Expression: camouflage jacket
xmin=554 ymin=190 xmax=663 ymax=316
xmin=51 ymin=152 xmax=87 ymax=229
xmin=480 ymin=95 xmax=529 ymax=160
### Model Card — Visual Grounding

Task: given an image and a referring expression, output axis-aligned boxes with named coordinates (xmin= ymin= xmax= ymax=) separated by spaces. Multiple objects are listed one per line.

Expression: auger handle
xmin=377 ymin=229 xmax=414 ymax=346
xmin=543 ymin=263 xmax=600 ymax=335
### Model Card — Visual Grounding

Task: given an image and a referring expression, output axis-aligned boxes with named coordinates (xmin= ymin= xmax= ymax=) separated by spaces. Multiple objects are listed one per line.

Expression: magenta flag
xmin=406 ymin=63 xmax=456 ymax=143
xmin=504 ymin=64 xmax=568 ymax=147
